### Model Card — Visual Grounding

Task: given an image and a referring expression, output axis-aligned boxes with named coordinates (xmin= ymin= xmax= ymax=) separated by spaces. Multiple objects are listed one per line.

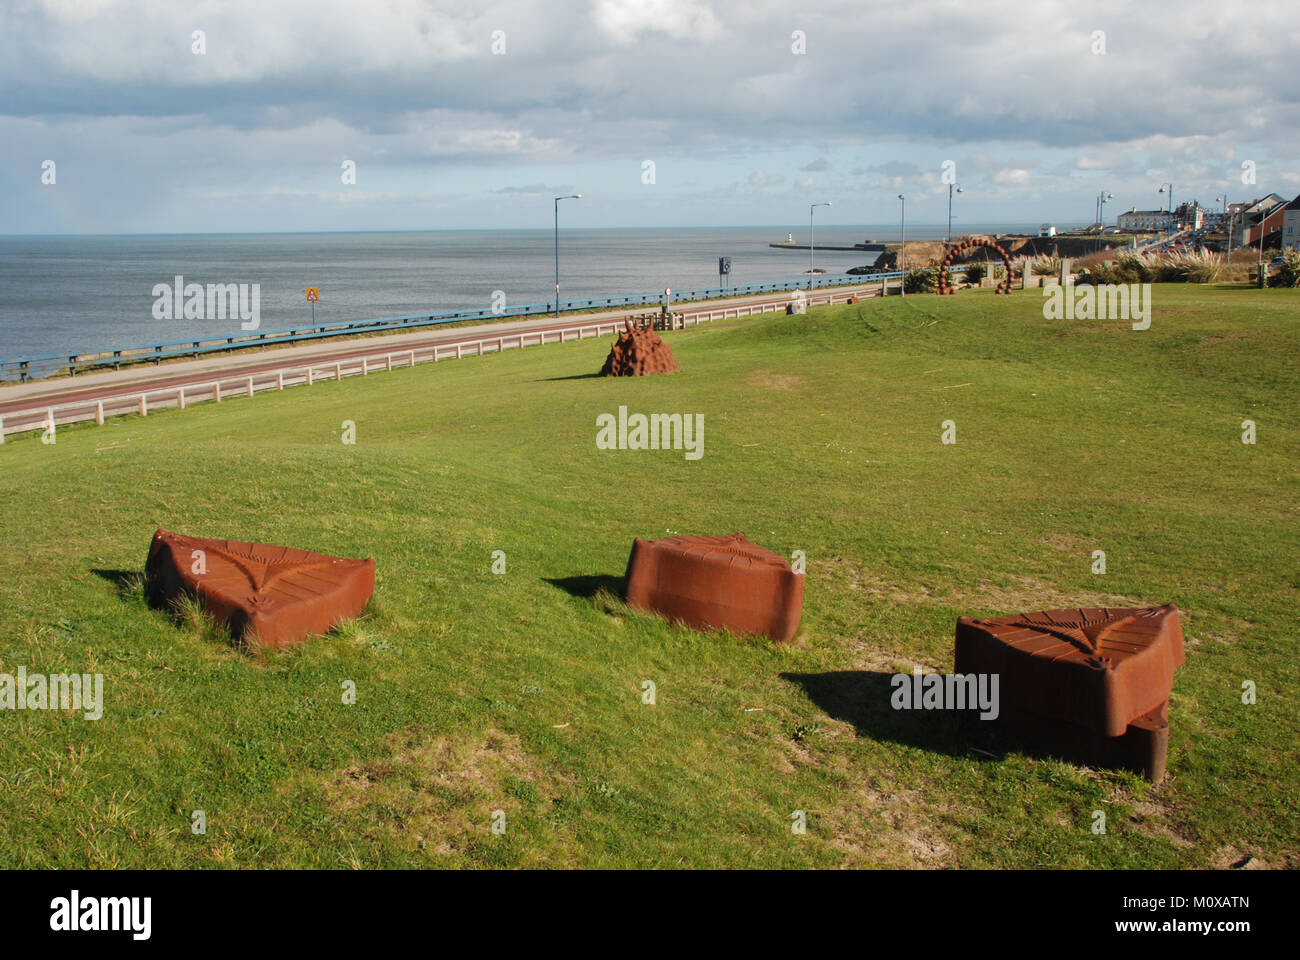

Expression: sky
xmin=1 ymin=0 xmax=1298 ymax=234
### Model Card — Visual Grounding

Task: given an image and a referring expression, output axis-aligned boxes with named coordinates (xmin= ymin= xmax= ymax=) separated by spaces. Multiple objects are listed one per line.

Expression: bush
xmin=1089 ymin=250 xmax=1223 ymax=285
xmin=1031 ymin=256 xmax=1062 ymax=276
xmin=1083 ymin=260 xmax=1118 ymax=284
xmin=1171 ymin=250 xmax=1222 ymax=284
xmin=903 ymin=267 xmax=935 ymax=293
xmin=1112 ymin=253 xmax=1154 ymax=283
xmin=1268 ymin=250 xmax=1300 ymax=288
xmin=963 ymin=263 xmax=986 ymax=284
xmin=1152 ymin=258 xmax=1185 ymax=283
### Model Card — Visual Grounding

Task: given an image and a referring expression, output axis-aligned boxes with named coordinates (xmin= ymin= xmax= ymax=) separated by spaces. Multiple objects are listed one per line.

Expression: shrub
xmin=1171 ymin=250 xmax=1223 ymax=284
xmin=1084 ymin=260 xmax=1118 ymax=284
xmin=963 ymin=263 xmax=986 ymax=284
xmin=1152 ymin=258 xmax=1185 ymax=283
xmin=1112 ymin=252 xmax=1154 ymax=283
xmin=903 ymin=267 xmax=935 ymax=293
xmin=1031 ymin=256 xmax=1062 ymax=276
xmin=1268 ymin=250 xmax=1300 ymax=287
xmin=1091 ymin=250 xmax=1222 ymax=284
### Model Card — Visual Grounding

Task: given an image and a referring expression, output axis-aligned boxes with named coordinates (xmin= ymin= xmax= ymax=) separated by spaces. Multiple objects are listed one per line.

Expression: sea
xmin=0 ymin=224 xmax=1068 ymax=361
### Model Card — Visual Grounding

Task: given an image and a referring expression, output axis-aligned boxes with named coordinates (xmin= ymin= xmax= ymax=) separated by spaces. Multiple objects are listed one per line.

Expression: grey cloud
xmin=3 ymin=0 xmax=1297 ymax=153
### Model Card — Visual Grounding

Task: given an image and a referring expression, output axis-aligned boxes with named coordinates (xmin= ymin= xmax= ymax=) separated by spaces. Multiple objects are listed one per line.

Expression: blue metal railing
xmin=0 ymin=268 xmax=962 ymax=382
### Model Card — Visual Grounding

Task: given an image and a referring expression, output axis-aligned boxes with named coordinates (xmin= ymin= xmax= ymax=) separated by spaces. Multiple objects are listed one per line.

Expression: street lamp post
xmin=1215 ymin=195 xmax=1229 ymax=256
xmin=809 ymin=202 xmax=832 ymax=290
xmin=554 ymin=193 xmax=582 ymax=317
xmin=947 ymin=184 xmax=963 ymax=245
xmin=1258 ymin=202 xmax=1267 ymax=285
xmin=898 ymin=194 xmax=906 ymax=299
xmin=1158 ymin=183 xmax=1174 ymax=240
xmin=1096 ymin=191 xmax=1113 ymax=251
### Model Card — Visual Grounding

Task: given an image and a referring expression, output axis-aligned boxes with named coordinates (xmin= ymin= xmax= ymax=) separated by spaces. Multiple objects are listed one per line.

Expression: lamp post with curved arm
xmin=1158 ymin=182 xmax=1174 ymax=240
xmin=554 ymin=193 xmax=582 ymax=317
xmin=898 ymin=194 xmax=906 ymax=299
xmin=809 ymin=202 xmax=832 ymax=290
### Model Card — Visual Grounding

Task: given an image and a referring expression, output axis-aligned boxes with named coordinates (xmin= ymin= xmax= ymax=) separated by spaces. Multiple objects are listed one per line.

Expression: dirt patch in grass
xmin=1208 ymin=843 xmax=1293 ymax=870
xmin=747 ymin=370 xmax=804 ymax=391
xmin=812 ymin=558 xmax=1147 ymax=614
xmin=960 ymin=573 xmax=1150 ymax=615
xmin=1198 ymin=330 xmax=1267 ymax=348
xmin=1038 ymin=532 xmax=1095 ymax=555
xmin=1126 ymin=798 xmax=1196 ymax=850
xmin=315 ymin=726 xmax=576 ymax=866
xmin=823 ymin=780 xmax=956 ymax=867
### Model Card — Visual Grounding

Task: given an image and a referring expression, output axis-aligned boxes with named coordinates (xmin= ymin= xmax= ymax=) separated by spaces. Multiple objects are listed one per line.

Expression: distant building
xmin=1173 ymin=202 xmax=1205 ymax=231
xmin=1283 ymin=195 xmax=1300 ymax=250
xmin=1117 ymin=208 xmax=1172 ymax=231
xmin=1233 ymin=194 xmax=1287 ymax=248
xmin=1038 ymin=224 xmax=1057 ymax=237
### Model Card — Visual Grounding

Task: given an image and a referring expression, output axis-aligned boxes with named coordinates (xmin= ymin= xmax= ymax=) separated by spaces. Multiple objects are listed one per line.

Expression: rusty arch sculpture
xmin=936 ymin=238 xmax=1017 ymax=295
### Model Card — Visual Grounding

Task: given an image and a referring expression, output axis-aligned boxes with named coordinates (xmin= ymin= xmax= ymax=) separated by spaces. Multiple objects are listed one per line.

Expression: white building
xmin=1117 ymin=208 xmax=1172 ymax=231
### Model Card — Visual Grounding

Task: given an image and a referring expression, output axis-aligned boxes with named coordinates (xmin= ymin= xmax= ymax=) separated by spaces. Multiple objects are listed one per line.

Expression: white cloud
xmin=591 ymin=0 xmax=722 ymax=44
xmin=995 ymin=169 xmax=1031 ymax=185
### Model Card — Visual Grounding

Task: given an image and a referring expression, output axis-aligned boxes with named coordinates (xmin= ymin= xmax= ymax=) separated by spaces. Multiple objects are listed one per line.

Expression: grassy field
xmin=1 ymin=284 xmax=1296 ymax=869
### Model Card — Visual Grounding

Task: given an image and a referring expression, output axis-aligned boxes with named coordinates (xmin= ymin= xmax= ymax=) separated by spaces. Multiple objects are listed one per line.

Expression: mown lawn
xmin=0 ymin=283 xmax=1296 ymax=868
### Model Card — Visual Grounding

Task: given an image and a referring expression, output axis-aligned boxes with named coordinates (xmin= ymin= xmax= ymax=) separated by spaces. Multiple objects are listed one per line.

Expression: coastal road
xmin=0 ymin=282 xmax=885 ymax=436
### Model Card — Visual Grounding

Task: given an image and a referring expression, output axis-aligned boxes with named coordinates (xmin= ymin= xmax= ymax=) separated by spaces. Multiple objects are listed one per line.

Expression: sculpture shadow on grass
xmin=543 ymin=574 xmax=625 ymax=600
xmin=90 ymin=568 xmax=145 ymax=601
xmin=91 ymin=566 xmax=222 ymax=642
xmin=780 ymin=670 xmax=1009 ymax=762
xmin=535 ymin=372 xmax=603 ymax=382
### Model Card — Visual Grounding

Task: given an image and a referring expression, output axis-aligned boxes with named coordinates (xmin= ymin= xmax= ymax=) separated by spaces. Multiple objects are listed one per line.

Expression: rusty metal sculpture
xmin=624 ymin=533 xmax=803 ymax=642
xmin=936 ymin=238 xmax=1016 ymax=294
xmin=600 ymin=320 xmax=680 ymax=377
xmin=955 ymin=605 xmax=1185 ymax=781
xmin=145 ymin=529 xmax=375 ymax=648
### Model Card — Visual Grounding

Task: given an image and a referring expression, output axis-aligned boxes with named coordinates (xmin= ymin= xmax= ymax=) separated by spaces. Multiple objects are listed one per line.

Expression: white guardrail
xmin=0 ymin=288 xmax=870 ymax=443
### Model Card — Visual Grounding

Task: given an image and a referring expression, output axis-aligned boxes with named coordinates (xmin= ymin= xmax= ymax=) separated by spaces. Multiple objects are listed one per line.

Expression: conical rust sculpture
xmin=600 ymin=320 xmax=680 ymax=377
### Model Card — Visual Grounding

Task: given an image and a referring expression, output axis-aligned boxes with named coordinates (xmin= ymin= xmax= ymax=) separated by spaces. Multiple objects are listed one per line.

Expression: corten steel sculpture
xmin=955 ymin=605 xmax=1184 ymax=781
xmin=600 ymin=320 xmax=680 ymax=377
xmin=145 ymin=529 xmax=375 ymax=648
xmin=936 ymin=238 xmax=1016 ymax=294
xmin=624 ymin=533 xmax=803 ymax=642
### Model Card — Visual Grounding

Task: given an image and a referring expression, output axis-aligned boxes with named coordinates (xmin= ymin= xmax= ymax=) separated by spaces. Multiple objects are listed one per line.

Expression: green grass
xmin=1 ymin=284 xmax=1296 ymax=869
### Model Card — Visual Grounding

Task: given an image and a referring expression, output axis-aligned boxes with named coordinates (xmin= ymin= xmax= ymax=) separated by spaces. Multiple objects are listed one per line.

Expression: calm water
xmin=0 ymin=225 xmax=1057 ymax=359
